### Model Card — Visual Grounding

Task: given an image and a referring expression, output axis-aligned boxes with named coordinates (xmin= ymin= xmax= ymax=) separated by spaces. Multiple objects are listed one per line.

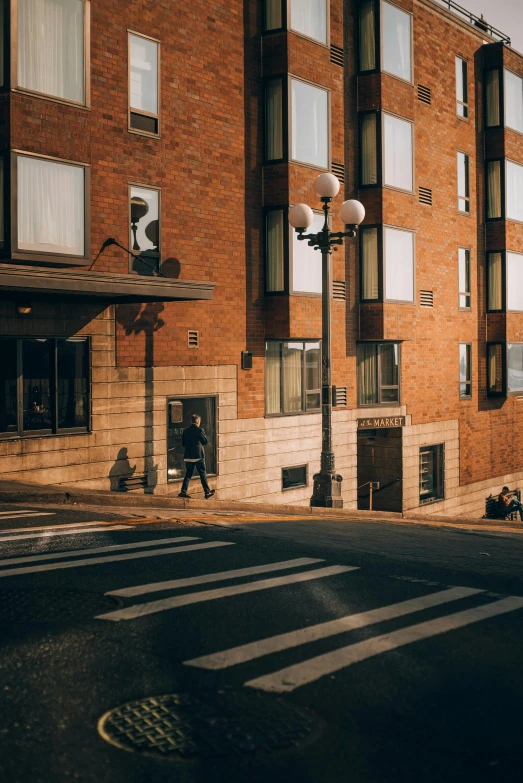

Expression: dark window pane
xmin=420 ymin=444 xmax=444 ymax=503
xmin=130 ymin=112 xmax=158 ymax=134
xmin=0 ymin=340 xmax=18 ymax=434
xmin=282 ymin=465 xmax=307 ymax=491
xmin=57 ymin=339 xmax=88 ymax=429
xmin=380 ymin=343 xmax=398 ymax=387
xmin=22 ymin=339 xmax=52 ymax=432
xmin=167 ymin=397 xmax=216 ymax=482
xmin=357 ymin=343 xmax=378 ymax=405
xmin=488 ymin=344 xmax=504 ymax=394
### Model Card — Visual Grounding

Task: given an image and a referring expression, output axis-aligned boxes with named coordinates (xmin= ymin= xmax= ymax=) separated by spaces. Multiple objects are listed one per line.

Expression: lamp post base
xmin=310 ymin=471 xmax=343 ymax=508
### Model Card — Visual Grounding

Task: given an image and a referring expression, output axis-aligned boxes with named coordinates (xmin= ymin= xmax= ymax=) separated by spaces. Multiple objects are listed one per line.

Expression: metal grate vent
xmin=417 ymin=84 xmax=431 ymax=104
xmin=420 ymin=290 xmax=434 ymax=307
xmin=330 ymin=44 xmax=344 ymax=67
xmin=334 ymin=386 xmax=347 ymax=407
xmin=419 ymin=186 xmax=433 ymax=206
xmin=188 ymin=330 xmax=199 ymax=348
xmin=331 ymin=161 xmax=345 ymax=183
xmin=119 ymin=474 xmax=148 ymax=492
xmin=332 ymin=280 xmax=346 ymax=300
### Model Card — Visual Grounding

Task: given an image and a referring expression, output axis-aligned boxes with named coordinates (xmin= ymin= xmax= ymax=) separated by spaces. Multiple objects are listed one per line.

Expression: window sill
xmin=12 ymin=87 xmax=90 ymax=111
xmin=289 ymin=29 xmax=329 ymax=49
xmin=383 ymin=184 xmax=415 ymax=196
xmin=128 ymin=128 xmax=161 ymax=140
xmin=381 ymin=70 xmax=414 ymax=87
xmin=0 ymin=429 xmax=90 ymax=441
xmin=289 ymin=159 xmax=330 ymax=174
xmin=167 ymin=473 xmax=218 ymax=484
xmin=419 ymin=496 xmax=444 ymax=506
xmin=11 ymin=251 xmax=90 ymax=267
xmin=265 ymin=410 xmax=321 ymax=418
xmin=457 ymin=210 xmax=471 ymax=217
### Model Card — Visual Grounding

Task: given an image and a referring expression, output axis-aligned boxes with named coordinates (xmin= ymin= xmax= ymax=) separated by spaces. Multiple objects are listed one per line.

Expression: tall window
xmin=419 ymin=444 xmax=444 ymax=504
xmin=504 ymin=69 xmax=523 ymax=133
xmin=359 ymin=0 xmax=376 ymax=72
xmin=265 ymin=78 xmax=284 ymax=161
xmin=381 ymin=1 xmax=412 ymax=83
xmin=0 ymin=337 xmax=89 ymax=438
xmin=458 ymin=248 xmax=470 ymax=309
xmin=508 ymin=344 xmax=523 ymax=394
xmin=292 ymin=211 xmax=324 ymax=293
xmin=291 ymin=78 xmax=329 ymax=169
xmin=383 ymin=113 xmax=413 ymax=191
xmin=129 ymin=33 xmax=159 ymax=135
xmin=17 ymin=0 xmax=86 ymax=104
xmin=265 ymin=209 xmax=285 ymax=292
xmin=506 ymin=252 xmax=523 ymax=311
xmin=384 ymin=226 xmax=414 ymax=302
xmin=129 ymin=185 xmax=160 ymax=275
xmin=357 ymin=342 xmax=400 ymax=406
xmin=265 ymin=340 xmax=321 ymax=415
xmin=485 ymin=69 xmax=501 ymax=127
xmin=290 ymin=0 xmax=327 ymax=44
xmin=167 ymin=397 xmax=216 ymax=481
xmin=456 ymin=57 xmax=468 ymax=118
xmin=486 ymin=160 xmax=502 ymax=219
xmin=15 ymin=153 xmax=88 ymax=260
xmin=361 ymin=227 xmax=379 ymax=300
xmin=459 ymin=343 xmax=471 ymax=398
xmin=506 ymin=160 xmax=523 ymax=222
xmin=487 ymin=344 xmax=504 ymax=395
xmin=457 ymin=152 xmax=470 ymax=213
xmin=360 ymin=113 xmax=378 ymax=185
xmin=487 ymin=252 xmax=503 ymax=311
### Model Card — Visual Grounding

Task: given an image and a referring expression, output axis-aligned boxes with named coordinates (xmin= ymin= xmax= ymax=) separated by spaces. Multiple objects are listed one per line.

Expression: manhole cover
xmin=0 ymin=588 xmax=121 ymax=623
xmin=98 ymin=691 xmax=323 ymax=759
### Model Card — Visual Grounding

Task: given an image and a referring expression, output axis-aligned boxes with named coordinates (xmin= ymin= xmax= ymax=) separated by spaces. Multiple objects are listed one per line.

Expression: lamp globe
xmin=339 ymin=199 xmax=365 ymax=226
xmin=314 ymin=172 xmax=340 ymax=199
xmin=288 ymin=203 xmax=314 ymax=229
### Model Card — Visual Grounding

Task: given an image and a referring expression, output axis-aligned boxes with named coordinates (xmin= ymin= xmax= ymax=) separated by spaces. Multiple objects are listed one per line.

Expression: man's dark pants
xmin=503 ymin=499 xmax=523 ymax=519
xmin=181 ymin=459 xmax=210 ymax=494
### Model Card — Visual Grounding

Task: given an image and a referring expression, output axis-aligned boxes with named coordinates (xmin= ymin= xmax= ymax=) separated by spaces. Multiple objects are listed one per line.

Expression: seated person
xmin=498 ymin=486 xmax=523 ymax=519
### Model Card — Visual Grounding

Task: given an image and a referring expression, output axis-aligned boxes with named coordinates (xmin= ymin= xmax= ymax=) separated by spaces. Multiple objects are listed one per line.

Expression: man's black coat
xmin=181 ymin=424 xmax=208 ymax=460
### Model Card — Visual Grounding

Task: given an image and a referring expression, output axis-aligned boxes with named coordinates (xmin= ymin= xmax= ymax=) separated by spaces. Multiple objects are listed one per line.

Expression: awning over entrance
xmin=0 ymin=264 xmax=215 ymax=304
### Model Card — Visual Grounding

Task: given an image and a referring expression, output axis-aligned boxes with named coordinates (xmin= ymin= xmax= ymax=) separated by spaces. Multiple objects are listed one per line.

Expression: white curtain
xmin=382 ymin=0 xmax=411 ymax=83
xmin=265 ymin=342 xmax=281 ymax=414
xmin=282 ymin=342 xmax=303 ymax=412
xmin=508 ymin=344 xmax=523 ymax=392
xmin=361 ymin=227 xmax=378 ymax=299
xmin=357 ymin=344 xmax=378 ymax=405
xmin=359 ymin=0 xmax=376 ymax=71
xmin=507 ymin=252 xmax=523 ymax=311
xmin=290 ymin=0 xmax=327 ymax=44
xmin=383 ymin=113 xmax=413 ymax=191
xmin=488 ymin=345 xmax=502 ymax=392
xmin=266 ymin=210 xmax=284 ymax=292
xmin=361 ymin=113 xmax=377 ymax=185
xmin=504 ymin=69 xmax=523 ymax=133
xmin=266 ymin=79 xmax=283 ymax=160
xmin=506 ymin=161 xmax=523 ymax=222
xmin=18 ymin=156 xmax=84 ymax=255
xmin=130 ymin=34 xmax=158 ymax=115
xmin=265 ymin=0 xmax=282 ymax=30
xmin=488 ymin=253 xmax=502 ymax=311
xmin=291 ymin=78 xmax=328 ymax=169
xmin=18 ymin=0 xmax=84 ymax=103
xmin=457 ymin=152 xmax=469 ymax=212
xmin=487 ymin=161 xmax=501 ymax=219
xmin=458 ymin=248 xmax=470 ymax=308
xmin=486 ymin=70 xmax=500 ymax=127
xmin=292 ymin=212 xmax=323 ymax=293
xmin=384 ymin=227 xmax=414 ymax=301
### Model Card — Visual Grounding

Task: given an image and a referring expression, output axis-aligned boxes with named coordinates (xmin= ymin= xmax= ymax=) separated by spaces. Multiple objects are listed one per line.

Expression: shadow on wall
xmin=108 ymin=447 xmax=136 ymax=491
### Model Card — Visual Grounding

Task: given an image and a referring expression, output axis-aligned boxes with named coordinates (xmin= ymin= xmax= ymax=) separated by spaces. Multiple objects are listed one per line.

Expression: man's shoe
xmin=204 ymin=490 xmax=216 ymax=499
xmin=178 ymin=491 xmax=191 ymax=498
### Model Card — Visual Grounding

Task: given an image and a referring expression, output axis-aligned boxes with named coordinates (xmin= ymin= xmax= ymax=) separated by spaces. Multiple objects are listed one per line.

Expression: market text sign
xmin=357 ymin=416 xmax=406 ymax=430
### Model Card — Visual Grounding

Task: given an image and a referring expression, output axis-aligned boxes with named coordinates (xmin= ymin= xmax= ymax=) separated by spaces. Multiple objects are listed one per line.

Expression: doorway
xmin=357 ymin=428 xmax=402 ymax=512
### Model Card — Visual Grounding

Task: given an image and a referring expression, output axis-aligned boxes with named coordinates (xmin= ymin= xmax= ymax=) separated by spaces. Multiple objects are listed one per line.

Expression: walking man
xmin=178 ymin=413 xmax=215 ymax=499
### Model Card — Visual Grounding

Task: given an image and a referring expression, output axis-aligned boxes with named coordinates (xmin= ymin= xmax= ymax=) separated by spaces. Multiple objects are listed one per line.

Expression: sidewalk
xmin=0 ymin=478 xmax=521 ymax=536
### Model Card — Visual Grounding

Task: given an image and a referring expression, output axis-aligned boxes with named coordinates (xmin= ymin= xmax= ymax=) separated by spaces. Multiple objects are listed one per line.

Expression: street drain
xmin=98 ymin=691 xmax=323 ymax=759
xmin=0 ymin=588 xmax=122 ymax=623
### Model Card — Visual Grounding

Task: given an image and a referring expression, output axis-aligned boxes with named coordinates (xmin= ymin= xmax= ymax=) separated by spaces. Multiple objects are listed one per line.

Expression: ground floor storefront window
xmin=0 ymin=337 xmax=89 ymax=437
xmin=167 ymin=396 xmax=217 ymax=482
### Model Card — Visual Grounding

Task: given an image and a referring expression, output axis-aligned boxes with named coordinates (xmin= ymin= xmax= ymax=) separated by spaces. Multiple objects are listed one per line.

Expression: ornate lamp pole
xmin=288 ymin=173 xmax=365 ymax=508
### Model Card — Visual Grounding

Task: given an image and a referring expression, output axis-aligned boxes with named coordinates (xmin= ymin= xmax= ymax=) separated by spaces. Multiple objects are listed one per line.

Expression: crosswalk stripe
xmin=0 ymin=536 xmax=200 ymax=567
xmin=184 ymin=586 xmax=483 ymax=671
xmin=245 ymin=596 xmax=523 ymax=693
xmin=97 ymin=565 xmax=357 ymax=622
xmin=0 ymin=525 xmax=132 ymax=542
xmin=0 ymin=521 xmax=122 ymax=535
xmin=0 ymin=509 xmax=54 ymax=517
xmin=0 ymin=541 xmax=234 ymax=578
xmin=0 ymin=512 xmax=55 ymax=520
xmin=107 ymin=557 xmax=326 ymax=597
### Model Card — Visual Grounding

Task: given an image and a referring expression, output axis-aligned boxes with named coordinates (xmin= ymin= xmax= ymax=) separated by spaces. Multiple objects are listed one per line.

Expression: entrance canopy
xmin=0 ymin=264 xmax=215 ymax=304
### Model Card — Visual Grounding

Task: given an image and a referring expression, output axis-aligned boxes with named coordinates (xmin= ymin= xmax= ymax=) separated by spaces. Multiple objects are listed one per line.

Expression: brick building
xmin=0 ymin=0 xmax=522 ymax=516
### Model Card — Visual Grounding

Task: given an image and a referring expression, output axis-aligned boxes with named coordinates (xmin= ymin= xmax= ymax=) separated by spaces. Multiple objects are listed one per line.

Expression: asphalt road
xmin=0 ymin=503 xmax=522 ymax=783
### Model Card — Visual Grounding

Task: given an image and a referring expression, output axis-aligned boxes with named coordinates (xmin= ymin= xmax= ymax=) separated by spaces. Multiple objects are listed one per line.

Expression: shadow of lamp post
xmin=130 ymin=196 xmax=149 ymax=251
xmin=288 ymin=173 xmax=365 ymax=508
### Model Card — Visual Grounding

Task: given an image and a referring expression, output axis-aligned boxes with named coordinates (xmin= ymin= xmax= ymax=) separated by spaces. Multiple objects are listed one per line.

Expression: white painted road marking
xmin=0 ymin=541 xmax=234 ymax=578
xmin=245 ymin=596 xmax=523 ymax=693
xmin=0 ymin=526 xmax=133 ymax=542
xmin=185 ymin=586 xmax=484 ymax=671
xmin=0 ymin=537 xmax=200 ymax=567
xmin=97 ymin=565 xmax=357 ymax=622
xmin=107 ymin=557 xmax=325 ymax=598
xmin=0 ymin=511 xmax=55 ymax=521
xmin=0 ymin=521 xmax=125 ymax=535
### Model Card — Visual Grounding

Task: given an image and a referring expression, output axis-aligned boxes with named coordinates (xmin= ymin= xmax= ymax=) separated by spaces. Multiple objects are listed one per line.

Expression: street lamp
xmin=288 ymin=173 xmax=365 ymax=508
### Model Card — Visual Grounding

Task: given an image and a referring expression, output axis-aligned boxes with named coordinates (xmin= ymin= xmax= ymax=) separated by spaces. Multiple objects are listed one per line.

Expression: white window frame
xmin=288 ymin=0 xmax=330 ymax=47
xmin=382 ymin=111 xmax=414 ymax=193
xmin=288 ymin=75 xmax=330 ymax=171
xmin=380 ymin=0 xmax=413 ymax=85
xmin=383 ymin=224 xmax=415 ymax=303
xmin=128 ymin=30 xmax=160 ymax=137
